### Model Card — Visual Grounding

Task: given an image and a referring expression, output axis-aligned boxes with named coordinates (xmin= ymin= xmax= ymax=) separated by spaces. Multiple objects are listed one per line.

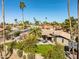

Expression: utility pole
xmin=77 ymin=0 xmax=79 ymax=59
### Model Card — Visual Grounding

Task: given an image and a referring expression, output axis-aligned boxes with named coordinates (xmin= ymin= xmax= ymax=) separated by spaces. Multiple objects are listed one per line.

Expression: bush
xmin=42 ymin=49 xmax=53 ymax=59
xmin=64 ymin=46 xmax=69 ymax=51
xmin=23 ymin=55 xmax=26 ymax=59
xmin=52 ymin=44 xmax=65 ymax=59
xmin=27 ymin=53 xmax=35 ymax=59
xmin=17 ymin=50 xmax=23 ymax=57
xmin=14 ymin=31 xmax=21 ymax=37
xmin=41 ymin=44 xmax=65 ymax=59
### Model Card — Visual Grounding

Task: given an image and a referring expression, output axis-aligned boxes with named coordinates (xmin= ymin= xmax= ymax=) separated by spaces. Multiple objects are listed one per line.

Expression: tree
xmin=42 ymin=44 xmax=65 ymax=59
xmin=52 ymin=21 xmax=60 ymax=28
xmin=62 ymin=17 xmax=77 ymax=32
xmin=14 ymin=19 xmax=17 ymax=23
xmin=17 ymin=49 xmax=23 ymax=57
xmin=23 ymin=20 xmax=30 ymax=29
xmin=6 ymin=25 xmax=11 ymax=32
xmin=19 ymin=27 xmax=41 ymax=59
xmin=43 ymin=21 xmax=49 ymax=24
xmin=20 ymin=1 xmax=26 ymax=29
xmin=18 ymin=20 xmax=29 ymax=29
xmin=29 ymin=27 xmax=42 ymax=38
xmin=52 ymin=44 xmax=65 ymax=59
xmin=2 ymin=0 xmax=6 ymax=58
xmin=14 ymin=19 xmax=18 ymax=26
xmin=24 ymin=20 xmax=30 ymax=25
xmin=4 ymin=25 xmax=12 ymax=40
xmin=24 ymin=34 xmax=36 ymax=59
xmin=1 ymin=0 xmax=16 ymax=58
xmin=46 ymin=49 xmax=53 ymax=59
xmin=33 ymin=17 xmax=40 ymax=25
xmin=16 ymin=27 xmax=41 ymax=59
xmin=13 ymin=31 xmax=21 ymax=37
xmin=67 ymin=0 xmax=75 ymax=59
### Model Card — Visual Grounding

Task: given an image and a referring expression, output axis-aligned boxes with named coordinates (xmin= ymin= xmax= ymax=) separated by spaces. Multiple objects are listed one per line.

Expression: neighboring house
xmin=38 ymin=24 xmax=62 ymax=31
xmin=41 ymin=29 xmax=70 ymax=46
xmin=54 ymin=25 xmax=62 ymax=30
xmin=69 ymin=41 xmax=77 ymax=50
xmin=39 ymin=24 xmax=54 ymax=30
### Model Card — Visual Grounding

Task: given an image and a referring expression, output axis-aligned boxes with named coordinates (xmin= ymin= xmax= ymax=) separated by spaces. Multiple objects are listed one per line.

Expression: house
xmin=39 ymin=24 xmax=54 ymax=30
xmin=41 ymin=29 xmax=70 ymax=46
xmin=38 ymin=24 xmax=62 ymax=30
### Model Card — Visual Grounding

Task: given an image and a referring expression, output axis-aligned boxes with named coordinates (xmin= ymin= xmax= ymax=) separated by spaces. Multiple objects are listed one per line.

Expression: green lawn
xmin=35 ymin=45 xmax=53 ymax=54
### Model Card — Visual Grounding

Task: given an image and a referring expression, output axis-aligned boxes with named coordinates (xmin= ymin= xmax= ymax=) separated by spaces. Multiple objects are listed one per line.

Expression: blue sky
xmin=0 ymin=0 xmax=77 ymax=23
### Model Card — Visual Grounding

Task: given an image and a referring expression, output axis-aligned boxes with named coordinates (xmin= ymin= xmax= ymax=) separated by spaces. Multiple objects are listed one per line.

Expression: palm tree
xmin=1 ymin=0 xmax=14 ymax=59
xmin=20 ymin=0 xmax=26 ymax=29
xmin=25 ymin=34 xmax=36 ymax=59
xmin=26 ymin=27 xmax=41 ymax=59
xmin=33 ymin=17 xmax=40 ymax=25
xmin=16 ymin=27 xmax=42 ymax=59
xmin=14 ymin=19 xmax=18 ymax=26
xmin=45 ymin=17 xmax=47 ymax=20
xmin=77 ymin=0 xmax=79 ymax=59
xmin=29 ymin=27 xmax=42 ymax=38
xmin=2 ymin=0 xmax=6 ymax=58
xmin=68 ymin=0 xmax=75 ymax=59
xmin=14 ymin=19 xmax=17 ymax=23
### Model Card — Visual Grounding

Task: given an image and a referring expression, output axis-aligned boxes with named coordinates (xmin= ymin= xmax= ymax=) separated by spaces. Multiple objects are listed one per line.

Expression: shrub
xmin=23 ymin=55 xmax=26 ymax=59
xmin=27 ymin=53 xmax=35 ymax=59
xmin=41 ymin=44 xmax=65 ymax=59
xmin=17 ymin=50 xmax=23 ymax=57
xmin=42 ymin=49 xmax=53 ymax=59
xmin=14 ymin=31 xmax=21 ymax=37
xmin=52 ymin=44 xmax=65 ymax=59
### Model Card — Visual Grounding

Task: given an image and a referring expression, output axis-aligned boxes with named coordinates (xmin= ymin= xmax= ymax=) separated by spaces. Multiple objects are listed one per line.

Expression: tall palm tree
xmin=20 ymin=0 xmax=26 ymax=29
xmin=45 ymin=17 xmax=47 ymax=20
xmin=14 ymin=19 xmax=18 ymax=28
xmin=33 ymin=17 xmax=40 ymax=25
xmin=2 ymin=0 xmax=14 ymax=59
xmin=77 ymin=0 xmax=79 ymax=59
xmin=14 ymin=19 xmax=17 ymax=24
xmin=2 ymin=0 xmax=6 ymax=58
xmin=68 ymin=0 xmax=75 ymax=59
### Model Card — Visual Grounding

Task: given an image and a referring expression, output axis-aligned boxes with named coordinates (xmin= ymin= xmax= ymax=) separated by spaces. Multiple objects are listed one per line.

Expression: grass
xmin=35 ymin=44 xmax=53 ymax=54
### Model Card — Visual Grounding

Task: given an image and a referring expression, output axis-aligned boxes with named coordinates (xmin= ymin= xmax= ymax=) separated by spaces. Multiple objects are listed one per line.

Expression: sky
xmin=0 ymin=0 xmax=77 ymax=23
